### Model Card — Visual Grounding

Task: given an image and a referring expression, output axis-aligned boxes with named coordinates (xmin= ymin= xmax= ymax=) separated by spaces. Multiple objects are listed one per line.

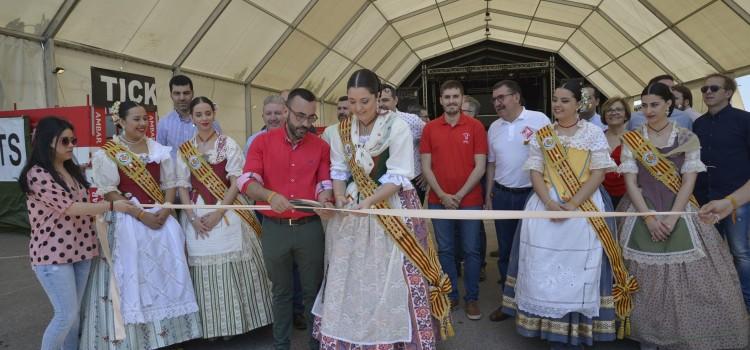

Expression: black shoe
xmin=293 ymin=313 xmax=307 ymax=330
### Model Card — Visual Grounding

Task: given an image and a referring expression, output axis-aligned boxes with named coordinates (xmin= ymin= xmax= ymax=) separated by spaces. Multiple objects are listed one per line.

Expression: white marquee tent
xmin=1 ymin=0 xmax=749 ymax=142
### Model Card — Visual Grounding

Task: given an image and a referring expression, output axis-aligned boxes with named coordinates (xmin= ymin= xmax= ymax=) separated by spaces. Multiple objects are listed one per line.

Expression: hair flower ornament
xmin=110 ymin=101 xmax=121 ymax=124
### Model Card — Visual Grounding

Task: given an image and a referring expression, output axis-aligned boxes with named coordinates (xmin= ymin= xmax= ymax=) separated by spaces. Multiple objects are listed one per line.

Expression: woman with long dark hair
xmin=618 ymin=83 xmax=747 ymax=349
xmin=311 ymin=69 xmax=449 ymax=349
xmin=19 ymin=116 xmax=136 ymax=350
xmin=78 ymin=101 xmax=202 ymax=349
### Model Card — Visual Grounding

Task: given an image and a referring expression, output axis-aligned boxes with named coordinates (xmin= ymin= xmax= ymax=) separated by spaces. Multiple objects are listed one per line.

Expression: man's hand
xmin=269 ymin=193 xmax=293 ymax=213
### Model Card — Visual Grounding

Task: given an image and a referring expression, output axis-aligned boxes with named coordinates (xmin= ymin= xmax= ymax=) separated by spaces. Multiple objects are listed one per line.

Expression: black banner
xmin=91 ymin=67 xmax=157 ymax=111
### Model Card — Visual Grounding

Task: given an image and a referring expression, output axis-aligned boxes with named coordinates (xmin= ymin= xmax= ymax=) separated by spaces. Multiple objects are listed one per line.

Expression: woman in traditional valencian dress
xmin=79 ymin=101 xmax=201 ymax=349
xmin=175 ymin=96 xmax=272 ymax=340
xmin=312 ymin=69 xmax=451 ymax=349
xmin=618 ymin=83 xmax=747 ymax=350
xmin=502 ymin=80 xmax=625 ymax=350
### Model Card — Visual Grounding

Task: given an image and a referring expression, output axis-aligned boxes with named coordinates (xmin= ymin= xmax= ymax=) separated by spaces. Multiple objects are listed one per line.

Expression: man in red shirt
xmin=420 ymin=80 xmax=488 ymax=321
xmin=239 ymin=88 xmax=333 ymax=350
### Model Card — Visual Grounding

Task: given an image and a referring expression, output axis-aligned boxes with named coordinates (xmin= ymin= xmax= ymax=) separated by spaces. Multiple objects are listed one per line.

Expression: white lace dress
xmin=79 ymin=138 xmax=202 ymax=349
xmin=311 ymin=113 xmax=436 ymax=349
xmin=516 ymin=120 xmax=616 ymax=319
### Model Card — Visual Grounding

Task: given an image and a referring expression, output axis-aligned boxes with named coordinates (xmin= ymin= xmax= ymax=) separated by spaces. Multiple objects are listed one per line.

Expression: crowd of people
xmin=19 ymin=67 xmax=750 ymax=350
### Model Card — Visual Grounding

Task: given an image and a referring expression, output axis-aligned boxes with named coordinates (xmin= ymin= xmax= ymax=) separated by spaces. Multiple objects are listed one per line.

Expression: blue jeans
xmin=718 ymin=202 xmax=750 ymax=311
xmin=430 ymin=204 xmax=482 ymax=301
xmin=491 ymin=186 xmax=531 ymax=287
xmin=32 ymin=259 xmax=92 ymax=350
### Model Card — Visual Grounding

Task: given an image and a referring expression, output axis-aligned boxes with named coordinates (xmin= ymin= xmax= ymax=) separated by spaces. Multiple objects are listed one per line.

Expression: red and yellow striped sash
xmin=102 ymin=141 xmax=165 ymax=203
xmin=621 ymin=131 xmax=699 ymax=208
xmin=338 ymin=117 xmax=454 ymax=338
xmin=536 ymin=125 xmax=638 ymax=338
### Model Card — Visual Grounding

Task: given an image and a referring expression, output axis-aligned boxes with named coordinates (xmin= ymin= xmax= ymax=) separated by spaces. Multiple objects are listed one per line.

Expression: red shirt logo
xmin=462 ymin=132 xmax=470 ymax=144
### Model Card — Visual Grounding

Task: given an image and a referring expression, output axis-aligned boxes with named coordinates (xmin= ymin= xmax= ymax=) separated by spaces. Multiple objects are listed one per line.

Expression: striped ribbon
xmin=536 ymin=125 xmax=637 ymax=339
xmin=179 ymin=140 xmax=263 ymax=235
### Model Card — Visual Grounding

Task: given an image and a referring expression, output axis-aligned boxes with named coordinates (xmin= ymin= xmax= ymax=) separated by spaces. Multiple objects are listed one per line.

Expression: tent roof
xmin=3 ymin=0 xmax=749 ymax=101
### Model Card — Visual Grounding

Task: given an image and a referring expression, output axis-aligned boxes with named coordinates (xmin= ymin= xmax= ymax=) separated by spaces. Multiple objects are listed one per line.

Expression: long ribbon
xmin=141 ymin=203 xmax=690 ymax=220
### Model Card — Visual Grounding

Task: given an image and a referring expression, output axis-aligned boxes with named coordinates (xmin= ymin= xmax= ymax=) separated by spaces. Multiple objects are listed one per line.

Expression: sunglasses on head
xmin=60 ymin=137 xmax=78 ymax=146
xmin=700 ymin=85 xmax=722 ymax=94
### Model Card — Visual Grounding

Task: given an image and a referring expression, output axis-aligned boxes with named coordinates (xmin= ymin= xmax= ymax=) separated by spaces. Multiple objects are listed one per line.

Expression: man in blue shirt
xmin=156 ymin=75 xmax=221 ymax=156
xmin=628 ymin=75 xmax=693 ymax=130
xmin=693 ymin=73 xmax=750 ymax=311
xmin=243 ymin=94 xmax=288 ymax=156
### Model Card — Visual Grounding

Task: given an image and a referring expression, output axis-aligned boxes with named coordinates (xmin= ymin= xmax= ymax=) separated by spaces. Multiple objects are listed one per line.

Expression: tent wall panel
xmin=0 ymin=35 xmax=45 ymax=109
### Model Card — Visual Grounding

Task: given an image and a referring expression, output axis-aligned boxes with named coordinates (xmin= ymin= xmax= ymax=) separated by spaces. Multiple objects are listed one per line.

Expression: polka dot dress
xmin=26 ymin=166 xmax=98 ymax=266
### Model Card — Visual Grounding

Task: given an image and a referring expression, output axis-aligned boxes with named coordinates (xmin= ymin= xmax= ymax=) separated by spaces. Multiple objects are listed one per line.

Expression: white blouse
xmin=175 ymin=135 xmax=244 ymax=189
xmin=92 ymin=138 xmax=177 ymax=196
xmin=523 ymin=119 xmax=616 ymax=173
xmin=329 ymin=114 xmax=414 ymax=189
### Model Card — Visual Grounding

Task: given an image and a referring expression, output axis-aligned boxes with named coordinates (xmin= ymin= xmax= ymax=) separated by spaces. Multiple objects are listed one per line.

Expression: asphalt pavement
xmin=0 ymin=222 xmax=640 ymax=350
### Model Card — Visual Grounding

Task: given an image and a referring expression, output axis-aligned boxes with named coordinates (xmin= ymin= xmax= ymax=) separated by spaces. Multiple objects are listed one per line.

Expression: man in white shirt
xmin=485 ymin=80 xmax=551 ymax=322
xmin=580 ymin=85 xmax=605 ymax=129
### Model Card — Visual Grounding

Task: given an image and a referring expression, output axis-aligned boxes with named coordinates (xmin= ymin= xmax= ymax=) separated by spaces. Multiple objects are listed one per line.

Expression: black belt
xmin=265 ymin=215 xmax=319 ymax=226
xmin=494 ymin=183 xmax=532 ymax=194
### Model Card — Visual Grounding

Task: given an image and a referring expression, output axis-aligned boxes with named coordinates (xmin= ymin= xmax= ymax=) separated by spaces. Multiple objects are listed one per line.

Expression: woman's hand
xmin=661 ymin=215 xmax=680 ymax=233
xmin=645 ymin=216 xmax=671 ymax=242
xmin=544 ymin=199 xmax=567 ymax=222
xmin=155 ymin=209 xmax=172 ymax=226
xmin=139 ymin=211 xmax=164 ymax=230
xmin=112 ymin=200 xmax=138 ymax=215
xmin=191 ymin=217 xmax=211 ymax=239
xmin=199 ymin=210 xmax=224 ymax=231
xmin=351 ymin=198 xmax=373 ymax=217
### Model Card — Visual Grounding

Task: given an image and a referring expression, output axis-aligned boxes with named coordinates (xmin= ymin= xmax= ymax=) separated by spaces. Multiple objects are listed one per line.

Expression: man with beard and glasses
xmin=157 ymin=75 xmax=221 ymax=157
xmin=240 ymin=88 xmax=333 ymax=350
xmin=421 ymin=80 xmax=487 ymax=320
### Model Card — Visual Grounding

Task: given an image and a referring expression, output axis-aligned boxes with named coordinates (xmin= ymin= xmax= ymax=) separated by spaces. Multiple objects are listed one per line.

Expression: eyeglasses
xmin=491 ymin=93 xmax=516 ymax=102
xmin=700 ymin=85 xmax=722 ymax=94
xmin=605 ymin=107 xmax=625 ymax=114
xmin=287 ymin=106 xmax=318 ymax=124
xmin=60 ymin=137 xmax=78 ymax=146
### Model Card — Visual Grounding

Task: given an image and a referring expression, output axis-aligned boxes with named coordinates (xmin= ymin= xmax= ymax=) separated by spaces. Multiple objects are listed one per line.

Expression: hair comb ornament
xmin=110 ymin=101 xmax=121 ymax=124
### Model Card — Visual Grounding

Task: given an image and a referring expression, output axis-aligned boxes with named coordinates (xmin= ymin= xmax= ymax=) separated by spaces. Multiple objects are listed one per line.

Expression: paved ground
xmin=0 ymin=222 xmax=640 ymax=350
